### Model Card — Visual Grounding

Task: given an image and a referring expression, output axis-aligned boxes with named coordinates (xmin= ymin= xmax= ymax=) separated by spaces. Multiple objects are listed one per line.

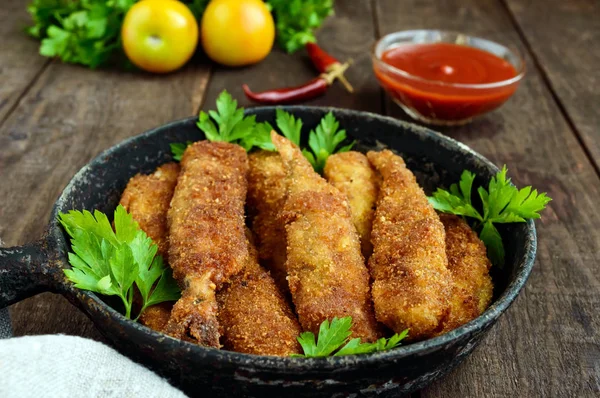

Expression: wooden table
xmin=1 ymin=0 xmax=598 ymax=396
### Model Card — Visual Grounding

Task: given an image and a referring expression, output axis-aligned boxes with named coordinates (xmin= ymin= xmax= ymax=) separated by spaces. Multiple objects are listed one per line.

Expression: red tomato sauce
xmin=374 ymin=43 xmax=521 ymax=123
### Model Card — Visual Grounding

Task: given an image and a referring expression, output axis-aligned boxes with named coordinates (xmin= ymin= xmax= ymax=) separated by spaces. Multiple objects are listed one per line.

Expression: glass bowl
xmin=372 ymin=30 xmax=525 ymax=126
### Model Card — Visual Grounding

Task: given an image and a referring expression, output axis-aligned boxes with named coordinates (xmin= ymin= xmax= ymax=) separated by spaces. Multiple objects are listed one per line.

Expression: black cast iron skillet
xmin=0 ymin=107 xmax=536 ymax=397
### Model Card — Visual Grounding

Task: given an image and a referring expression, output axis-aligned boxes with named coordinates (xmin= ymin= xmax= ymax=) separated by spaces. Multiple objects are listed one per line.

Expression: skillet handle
xmin=0 ymin=238 xmax=59 ymax=309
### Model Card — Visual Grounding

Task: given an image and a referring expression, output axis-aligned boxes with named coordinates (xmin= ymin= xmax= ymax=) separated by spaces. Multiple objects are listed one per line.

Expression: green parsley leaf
xmin=196 ymin=90 xmax=271 ymax=149
xmin=59 ymin=205 xmax=181 ymax=320
xmin=335 ymin=328 xmax=409 ymax=356
xmin=170 ymin=141 xmax=192 ymax=161
xmin=239 ymin=108 xmax=301 ymax=153
xmin=275 ymin=108 xmax=302 ymax=145
xmin=428 ymin=170 xmax=483 ymax=221
xmin=198 ymin=91 xmax=246 ymax=143
xmin=294 ymin=317 xmax=352 ymax=357
xmin=479 ymin=221 xmax=504 ymax=267
xmin=292 ymin=317 xmax=408 ymax=357
xmin=240 ymin=121 xmax=276 ymax=151
xmin=266 ymin=0 xmax=335 ymax=53
xmin=302 ymin=112 xmax=355 ymax=173
xmin=172 ymin=91 xmax=280 ymax=158
xmin=28 ymin=0 xmax=134 ymax=68
xmin=429 ymin=166 xmax=552 ymax=267
xmin=333 ymin=338 xmax=375 ymax=356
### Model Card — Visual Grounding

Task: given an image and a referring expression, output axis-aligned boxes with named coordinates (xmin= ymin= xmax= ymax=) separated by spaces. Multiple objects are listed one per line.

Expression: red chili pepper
xmin=305 ymin=42 xmax=354 ymax=93
xmin=242 ymin=76 xmax=330 ymax=105
xmin=306 ymin=42 xmax=339 ymax=73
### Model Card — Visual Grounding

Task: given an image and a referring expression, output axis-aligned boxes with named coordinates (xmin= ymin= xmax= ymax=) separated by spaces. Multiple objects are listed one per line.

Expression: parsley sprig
xmin=171 ymin=92 xmax=354 ymax=173
xmin=170 ymin=141 xmax=192 ymax=162
xmin=275 ymin=108 xmax=303 ymax=146
xmin=302 ymin=112 xmax=355 ymax=173
xmin=27 ymin=0 xmax=136 ymax=68
xmin=197 ymin=90 xmax=274 ymax=150
xmin=292 ymin=317 xmax=408 ymax=357
xmin=429 ymin=166 xmax=551 ymax=267
xmin=59 ymin=205 xmax=181 ymax=319
xmin=266 ymin=0 xmax=334 ymax=53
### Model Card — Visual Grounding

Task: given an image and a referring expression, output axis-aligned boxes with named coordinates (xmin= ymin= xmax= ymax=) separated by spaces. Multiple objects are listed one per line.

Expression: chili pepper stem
xmin=338 ymin=73 xmax=354 ymax=93
xmin=326 ymin=61 xmax=354 ymax=93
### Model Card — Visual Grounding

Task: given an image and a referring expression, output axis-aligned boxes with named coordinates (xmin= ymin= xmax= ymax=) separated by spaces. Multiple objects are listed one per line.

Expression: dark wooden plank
xmin=0 ymin=0 xmax=50 ymax=123
xmin=202 ymin=0 xmax=381 ymax=113
xmin=504 ymin=0 xmax=600 ymax=172
xmin=375 ymin=0 xmax=600 ymax=396
xmin=2 ymin=58 xmax=210 ymax=338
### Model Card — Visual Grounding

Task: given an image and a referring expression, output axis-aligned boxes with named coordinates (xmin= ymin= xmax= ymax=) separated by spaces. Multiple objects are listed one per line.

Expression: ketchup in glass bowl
xmin=372 ymin=30 xmax=525 ymax=125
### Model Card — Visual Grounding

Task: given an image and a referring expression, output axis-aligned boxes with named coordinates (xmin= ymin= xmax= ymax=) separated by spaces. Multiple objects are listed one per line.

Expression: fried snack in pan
xmin=324 ymin=151 xmax=379 ymax=259
xmin=367 ymin=150 xmax=451 ymax=340
xmin=217 ymin=234 xmax=302 ymax=356
xmin=164 ymin=141 xmax=249 ymax=347
xmin=272 ymin=132 xmax=381 ymax=342
xmin=247 ymin=151 xmax=289 ymax=293
xmin=119 ymin=162 xmax=180 ymax=332
xmin=119 ymin=162 xmax=180 ymax=257
xmin=138 ymin=302 xmax=173 ymax=332
xmin=437 ymin=213 xmax=493 ymax=334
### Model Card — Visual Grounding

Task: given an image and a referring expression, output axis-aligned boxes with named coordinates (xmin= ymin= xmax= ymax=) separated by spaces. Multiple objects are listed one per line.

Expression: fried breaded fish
xmin=247 ymin=151 xmax=289 ymax=293
xmin=324 ymin=151 xmax=379 ymax=259
xmin=437 ymin=213 xmax=493 ymax=334
xmin=272 ymin=132 xmax=380 ymax=342
xmin=139 ymin=302 xmax=173 ymax=332
xmin=367 ymin=150 xmax=451 ymax=340
xmin=164 ymin=141 xmax=249 ymax=347
xmin=217 ymin=232 xmax=302 ymax=356
xmin=119 ymin=162 xmax=180 ymax=332
xmin=119 ymin=162 xmax=180 ymax=256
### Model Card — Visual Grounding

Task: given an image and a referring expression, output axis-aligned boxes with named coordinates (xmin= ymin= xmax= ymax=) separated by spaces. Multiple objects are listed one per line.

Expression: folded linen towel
xmin=0 ymin=334 xmax=187 ymax=398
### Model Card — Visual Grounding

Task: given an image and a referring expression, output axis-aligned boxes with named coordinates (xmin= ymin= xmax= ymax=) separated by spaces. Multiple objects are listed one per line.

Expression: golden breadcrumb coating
xmin=367 ymin=150 xmax=451 ymax=340
xmin=164 ymin=141 xmax=249 ymax=347
xmin=217 ymin=234 xmax=302 ymax=356
xmin=139 ymin=302 xmax=173 ymax=332
xmin=119 ymin=163 xmax=179 ymax=332
xmin=437 ymin=213 xmax=493 ymax=334
xmin=119 ymin=162 xmax=180 ymax=257
xmin=272 ymin=132 xmax=381 ymax=342
xmin=324 ymin=151 xmax=379 ymax=259
xmin=247 ymin=151 xmax=289 ymax=293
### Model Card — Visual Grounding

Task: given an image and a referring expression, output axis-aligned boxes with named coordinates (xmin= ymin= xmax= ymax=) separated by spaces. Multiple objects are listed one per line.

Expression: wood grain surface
xmin=1 ymin=0 xmax=598 ymax=396
xmin=0 ymin=0 xmax=50 ymax=123
xmin=504 ymin=0 xmax=600 ymax=172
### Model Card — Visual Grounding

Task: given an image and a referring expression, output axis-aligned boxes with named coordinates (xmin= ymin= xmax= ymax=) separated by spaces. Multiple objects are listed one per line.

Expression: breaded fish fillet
xmin=324 ymin=151 xmax=379 ymax=259
xmin=164 ymin=141 xmax=249 ymax=347
xmin=437 ymin=213 xmax=493 ymax=334
xmin=217 ymin=233 xmax=302 ymax=356
xmin=247 ymin=151 xmax=289 ymax=293
xmin=139 ymin=302 xmax=173 ymax=332
xmin=119 ymin=162 xmax=180 ymax=257
xmin=367 ymin=150 xmax=451 ymax=340
xmin=119 ymin=163 xmax=179 ymax=332
xmin=272 ymin=132 xmax=380 ymax=342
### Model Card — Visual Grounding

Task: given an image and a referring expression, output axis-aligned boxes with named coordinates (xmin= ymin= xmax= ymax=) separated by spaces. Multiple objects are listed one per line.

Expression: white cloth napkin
xmin=0 ymin=334 xmax=188 ymax=398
